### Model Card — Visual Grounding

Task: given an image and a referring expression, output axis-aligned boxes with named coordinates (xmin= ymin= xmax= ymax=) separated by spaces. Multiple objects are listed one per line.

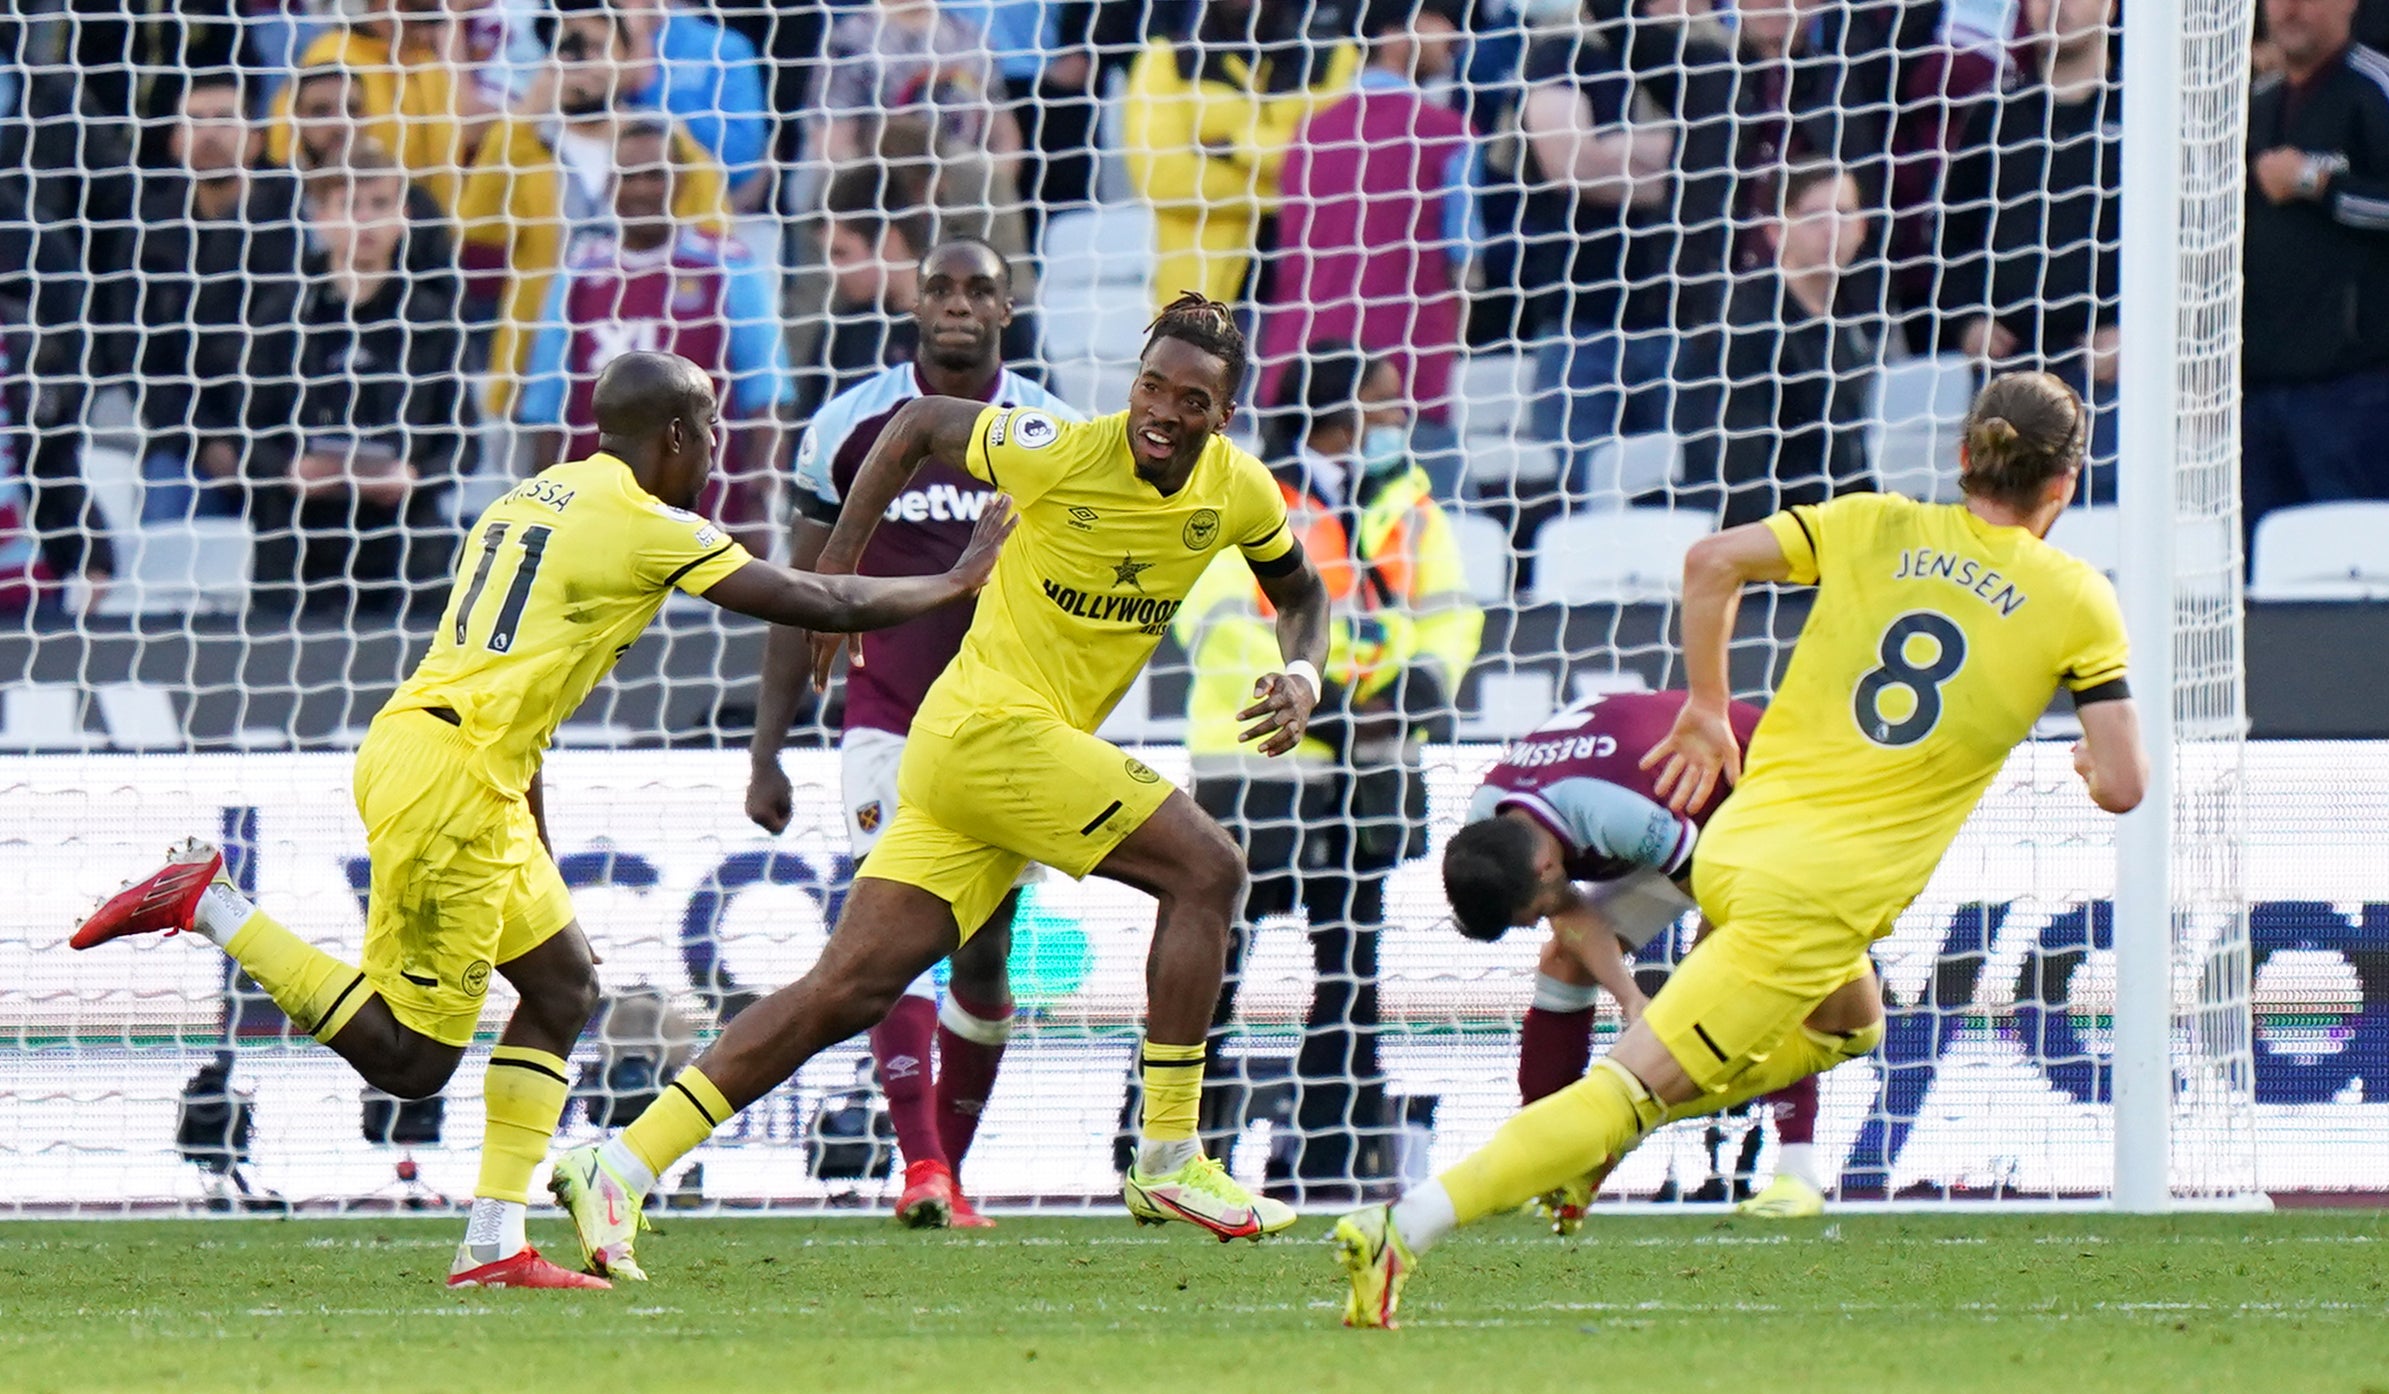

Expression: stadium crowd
xmin=2 ymin=0 xmax=2385 ymax=621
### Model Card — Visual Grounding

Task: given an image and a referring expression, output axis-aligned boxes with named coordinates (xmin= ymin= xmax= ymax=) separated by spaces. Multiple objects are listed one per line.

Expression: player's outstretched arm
xmin=1237 ymin=549 xmax=1332 ymax=758
xmin=705 ymin=494 xmax=1016 ymax=635
xmin=744 ymin=515 xmax=836 ymax=834
xmin=815 ymin=396 xmax=990 ymax=575
xmin=1644 ymin=522 xmax=1793 ymax=813
xmin=2072 ymin=698 xmax=2148 ymax=814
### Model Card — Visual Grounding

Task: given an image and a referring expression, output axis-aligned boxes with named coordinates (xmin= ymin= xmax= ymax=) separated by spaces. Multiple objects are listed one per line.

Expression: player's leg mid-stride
xmin=76 ymin=836 xmax=608 ymax=1291
xmin=1334 ymin=957 xmax=1883 ymax=1328
xmin=552 ymin=791 xmax=1292 ymax=1279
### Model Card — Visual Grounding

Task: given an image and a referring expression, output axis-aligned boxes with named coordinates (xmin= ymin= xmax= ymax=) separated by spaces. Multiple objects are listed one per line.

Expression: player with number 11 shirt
xmin=69 ymin=353 xmax=1014 ymax=1290
xmin=1336 ymin=371 xmax=2152 ymax=1327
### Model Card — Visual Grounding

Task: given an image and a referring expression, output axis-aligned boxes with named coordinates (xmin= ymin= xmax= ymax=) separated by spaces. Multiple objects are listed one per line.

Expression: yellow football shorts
xmin=1643 ymin=858 xmax=1884 ymax=1095
xmin=351 ymin=709 xmax=576 ymax=1047
xmin=863 ymin=705 xmax=1175 ymax=938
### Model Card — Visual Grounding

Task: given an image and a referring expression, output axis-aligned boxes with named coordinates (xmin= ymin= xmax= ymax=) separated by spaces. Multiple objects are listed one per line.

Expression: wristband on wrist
xmin=1280 ymin=659 xmax=1321 ymax=703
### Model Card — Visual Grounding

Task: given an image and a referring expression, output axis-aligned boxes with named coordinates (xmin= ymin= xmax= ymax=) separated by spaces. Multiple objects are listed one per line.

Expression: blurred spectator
xmin=1679 ymin=162 xmax=1878 ymax=527
xmin=1260 ymin=0 xmax=1469 ymax=456
xmin=1503 ymin=2 xmax=1676 ymax=491
xmin=133 ymin=73 xmax=305 ymax=524
xmin=1123 ymin=0 xmax=1360 ymax=311
xmin=245 ymin=143 xmax=473 ymax=619
xmin=266 ymin=0 xmax=494 ymax=215
xmin=812 ymin=0 xmax=1024 ymax=207
xmin=284 ymin=63 xmax=454 ymax=235
xmin=947 ymin=0 xmax=1108 ymax=249
xmin=795 ymin=179 xmax=937 ymax=420
xmin=458 ymin=0 xmax=729 ymax=418
xmin=1607 ymin=0 xmax=1742 ymax=380
xmin=1727 ymin=0 xmax=1899 ymax=228
xmin=1936 ymin=0 xmax=2119 ymax=502
xmin=619 ymin=0 xmax=772 ymax=208
xmin=1176 ymin=341 xmax=1481 ymax=1197
xmin=518 ymin=117 xmax=790 ymax=539
xmin=2243 ymin=0 xmax=2389 ymax=537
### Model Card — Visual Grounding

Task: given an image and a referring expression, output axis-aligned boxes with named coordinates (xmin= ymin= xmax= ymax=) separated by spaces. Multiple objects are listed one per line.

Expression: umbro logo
xmin=1067 ymin=506 xmax=1099 ymax=532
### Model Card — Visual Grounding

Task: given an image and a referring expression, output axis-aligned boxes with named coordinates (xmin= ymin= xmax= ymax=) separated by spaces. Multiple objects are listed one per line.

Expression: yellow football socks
xmin=620 ymin=1065 xmax=733 ymax=1179
xmin=223 ymin=912 xmax=375 ymax=1043
xmin=1137 ymin=1039 xmax=1206 ymax=1145
xmin=476 ymin=1045 xmax=571 ymax=1204
xmin=1441 ymin=1059 xmax=1666 ymax=1225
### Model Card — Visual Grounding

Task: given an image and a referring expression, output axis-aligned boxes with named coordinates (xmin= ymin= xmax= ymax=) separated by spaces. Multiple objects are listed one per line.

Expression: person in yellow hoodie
xmin=266 ymin=0 xmax=499 ymax=217
xmin=456 ymin=0 xmax=728 ymax=418
xmin=1123 ymin=0 xmax=1359 ymax=311
xmin=1167 ymin=341 xmax=1482 ymax=1198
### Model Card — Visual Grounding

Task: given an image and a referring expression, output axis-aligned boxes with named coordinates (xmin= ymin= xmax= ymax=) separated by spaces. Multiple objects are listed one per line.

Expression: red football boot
xmin=447 ymin=1244 xmax=612 ymax=1290
xmin=71 ymin=839 xmax=223 ymax=950
xmin=948 ymin=1187 xmax=997 ymax=1230
xmin=895 ymin=1159 xmax=957 ymax=1229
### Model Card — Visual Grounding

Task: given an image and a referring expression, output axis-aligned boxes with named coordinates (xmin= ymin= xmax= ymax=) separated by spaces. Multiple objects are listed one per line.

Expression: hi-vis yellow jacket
xmin=1176 ymin=465 xmax=1482 ymax=768
xmin=1122 ymin=37 xmax=1358 ymax=312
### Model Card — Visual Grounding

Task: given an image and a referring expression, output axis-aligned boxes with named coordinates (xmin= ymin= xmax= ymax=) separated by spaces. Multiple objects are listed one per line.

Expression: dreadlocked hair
xmin=1142 ymin=290 xmax=1249 ymax=400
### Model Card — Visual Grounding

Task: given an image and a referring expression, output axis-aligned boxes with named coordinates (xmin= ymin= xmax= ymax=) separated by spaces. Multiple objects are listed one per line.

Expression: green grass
xmin=6 ymin=1211 xmax=2389 ymax=1393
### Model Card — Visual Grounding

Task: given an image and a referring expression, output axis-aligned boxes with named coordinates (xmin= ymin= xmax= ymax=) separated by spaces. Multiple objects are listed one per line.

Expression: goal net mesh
xmin=0 ymin=0 xmax=2280 ymax=1214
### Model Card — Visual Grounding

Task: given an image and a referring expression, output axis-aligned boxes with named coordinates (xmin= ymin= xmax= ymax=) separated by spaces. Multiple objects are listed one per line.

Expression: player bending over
xmin=553 ymin=293 xmax=1333 ymax=1279
xmin=747 ymin=237 xmax=1080 ymax=1229
xmin=1445 ymin=691 xmax=1828 ymax=1222
xmin=71 ymin=353 xmax=1013 ymax=1290
xmin=1337 ymin=370 xmax=2149 ymax=1326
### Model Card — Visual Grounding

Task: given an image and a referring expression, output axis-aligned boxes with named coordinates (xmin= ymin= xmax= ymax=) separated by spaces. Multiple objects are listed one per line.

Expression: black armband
xmin=1246 ymin=532 xmax=1305 ymax=580
xmin=2071 ymin=677 xmax=2131 ymax=707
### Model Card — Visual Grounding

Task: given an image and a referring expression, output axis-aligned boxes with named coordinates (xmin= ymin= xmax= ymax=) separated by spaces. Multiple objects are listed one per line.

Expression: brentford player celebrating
xmin=745 ymin=237 xmax=1079 ymax=1229
xmin=1441 ymin=690 xmax=1827 ymax=1224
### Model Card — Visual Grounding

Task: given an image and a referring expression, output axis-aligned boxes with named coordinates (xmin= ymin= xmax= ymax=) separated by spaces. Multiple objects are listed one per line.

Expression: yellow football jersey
xmin=911 ymin=406 xmax=1296 ymax=736
xmin=383 ymin=453 xmax=754 ymax=793
xmin=1700 ymin=492 xmax=2130 ymax=925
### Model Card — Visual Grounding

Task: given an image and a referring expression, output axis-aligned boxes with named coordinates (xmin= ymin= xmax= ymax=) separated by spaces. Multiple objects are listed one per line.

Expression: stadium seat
xmin=1869 ymin=353 xmax=1974 ymax=501
xmin=2045 ymin=503 xmax=2120 ymax=576
xmin=1454 ymin=352 xmax=1534 ymax=441
xmin=1461 ymin=436 xmax=1561 ymax=493
xmin=1575 ymin=431 xmax=1680 ymax=504
xmin=1528 ymin=508 xmax=1712 ymax=605
xmin=1451 ymin=511 xmax=1514 ymax=604
xmin=2250 ymin=502 xmax=2389 ymax=600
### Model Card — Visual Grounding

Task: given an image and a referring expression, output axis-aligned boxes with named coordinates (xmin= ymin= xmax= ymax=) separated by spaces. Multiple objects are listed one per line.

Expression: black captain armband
xmin=2072 ymin=677 xmax=2131 ymax=706
xmin=1247 ymin=534 xmax=1306 ymax=580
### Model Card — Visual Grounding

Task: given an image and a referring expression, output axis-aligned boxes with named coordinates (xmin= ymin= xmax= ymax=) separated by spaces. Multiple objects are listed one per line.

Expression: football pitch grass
xmin=6 ymin=1210 xmax=2389 ymax=1393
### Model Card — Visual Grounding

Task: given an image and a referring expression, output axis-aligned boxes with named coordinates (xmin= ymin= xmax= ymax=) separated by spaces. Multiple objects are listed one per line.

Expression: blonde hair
xmin=1959 ymin=371 xmax=2088 ymax=511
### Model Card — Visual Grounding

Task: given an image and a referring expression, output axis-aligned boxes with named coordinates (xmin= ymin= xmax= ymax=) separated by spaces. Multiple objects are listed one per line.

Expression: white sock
xmin=1390 ymin=1180 xmax=1457 ymax=1254
xmin=598 ymin=1137 xmax=657 ymax=1195
xmin=464 ymin=1197 xmax=527 ymax=1262
xmin=1137 ymin=1136 xmax=1200 ymax=1176
xmin=191 ymin=882 xmax=257 ymax=947
xmin=1774 ymin=1142 xmax=1819 ymax=1190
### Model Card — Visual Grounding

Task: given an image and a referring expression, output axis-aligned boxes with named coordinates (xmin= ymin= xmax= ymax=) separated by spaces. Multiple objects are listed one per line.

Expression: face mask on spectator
xmin=1361 ymin=423 xmax=1410 ymax=479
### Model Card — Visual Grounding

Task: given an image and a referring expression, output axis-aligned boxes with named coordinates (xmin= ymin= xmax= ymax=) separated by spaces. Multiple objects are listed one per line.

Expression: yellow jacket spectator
xmin=1176 ymin=346 xmax=1481 ymax=774
xmin=456 ymin=3 xmax=729 ymax=416
xmin=267 ymin=14 xmax=493 ymax=216
xmin=1123 ymin=5 xmax=1357 ymax=311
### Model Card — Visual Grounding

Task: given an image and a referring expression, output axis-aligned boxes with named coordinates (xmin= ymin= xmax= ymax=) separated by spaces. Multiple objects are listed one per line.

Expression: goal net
xmin=0 ymin=0 xmax=2282 ymax=1215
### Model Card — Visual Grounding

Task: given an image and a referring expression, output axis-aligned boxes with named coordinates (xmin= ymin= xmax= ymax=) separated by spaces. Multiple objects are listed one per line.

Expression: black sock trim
xmin=313 ymin=972 xmax=369 ymax=1037
xmin=1140 ymin=1052 xmax=1206 ymax=1070
xmin=1079 ymin=800 xmax=1123 ymax=836
xmin=491 ymin=1053 xmax=570 ymax=1086
xmin=670 ymin=1078 xmax=724 ymax=1128
xmin=1691 ymin=1022 xmax=1730 ymax=1063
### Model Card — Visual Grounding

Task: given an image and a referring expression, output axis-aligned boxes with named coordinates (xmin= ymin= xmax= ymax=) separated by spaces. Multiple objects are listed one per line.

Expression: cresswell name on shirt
xmin=1891 ymin=547 xmax=2028 ymax=617
xmin=1041 ymin=577 xmax=1180 ymax=635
